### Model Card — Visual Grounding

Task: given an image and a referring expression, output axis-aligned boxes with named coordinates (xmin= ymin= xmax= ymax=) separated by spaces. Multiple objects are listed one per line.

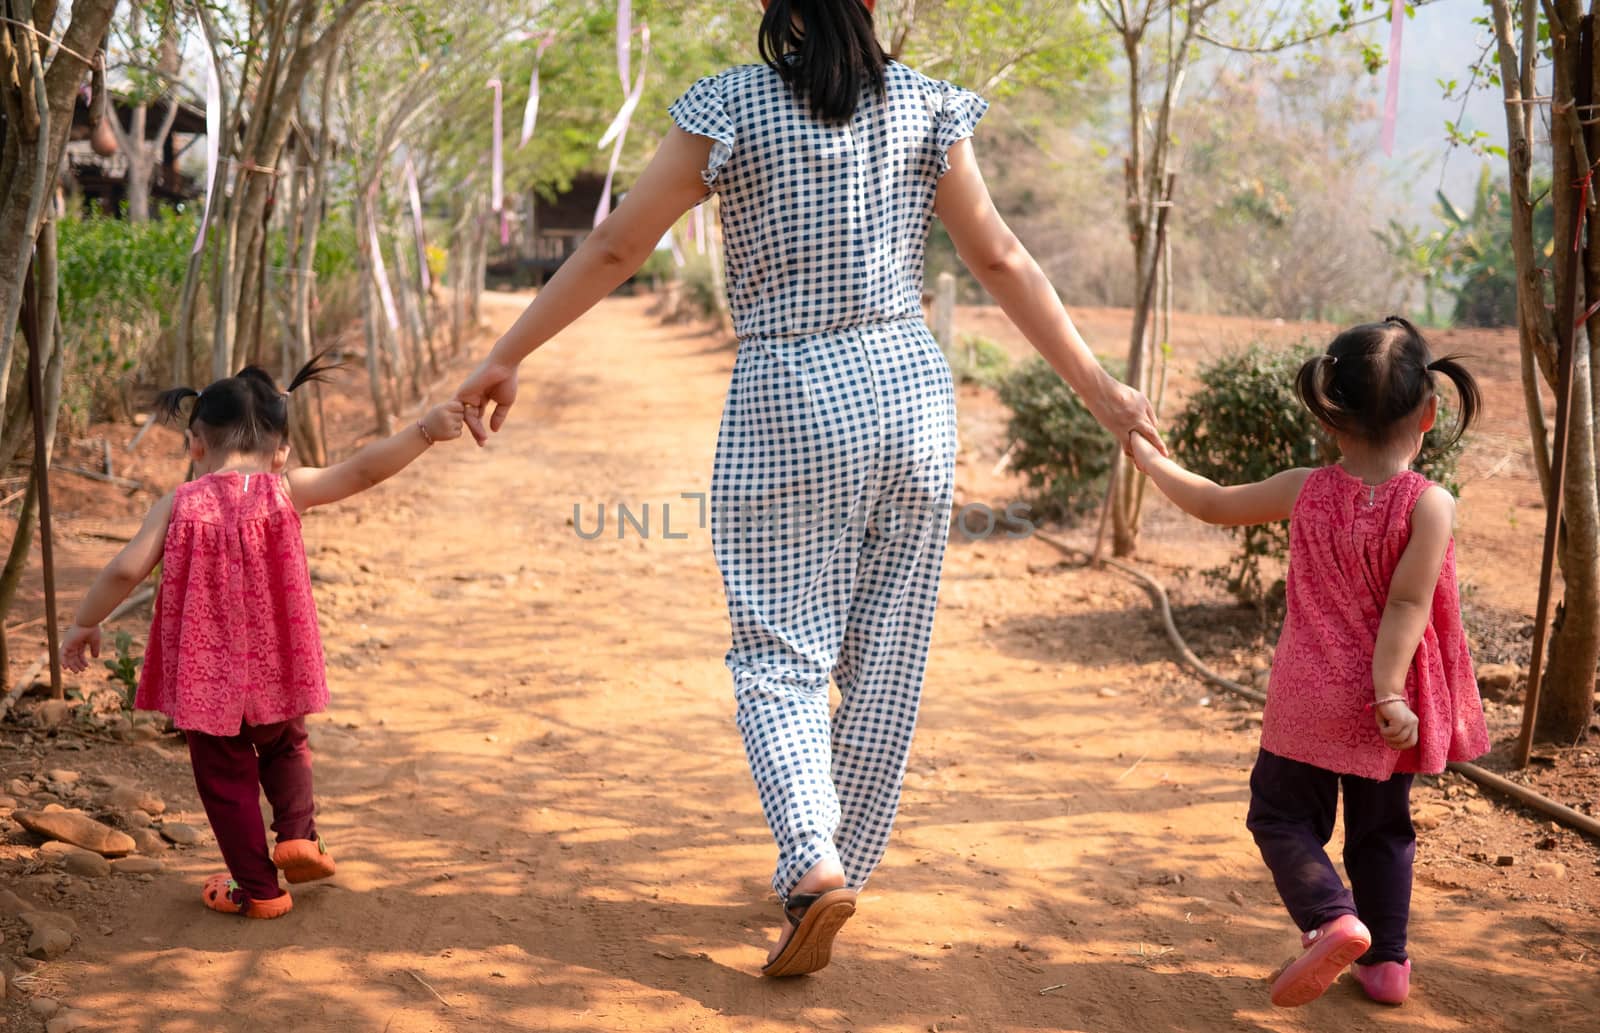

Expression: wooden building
xmin=485 ymin=173 xmax=611 ymax=288
xmin=62 ymin=92 xmax=207 ymax=217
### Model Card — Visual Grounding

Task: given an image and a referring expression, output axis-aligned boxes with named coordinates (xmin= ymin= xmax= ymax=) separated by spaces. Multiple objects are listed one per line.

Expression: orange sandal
xmin=202 ymin=874 xmax=294 ymax=919
xmin=273 ymin=836 xmax=337 ymax=884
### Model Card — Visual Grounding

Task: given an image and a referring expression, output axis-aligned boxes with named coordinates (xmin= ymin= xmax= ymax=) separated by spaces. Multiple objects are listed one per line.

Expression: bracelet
xmin=1367 ymin=695 xmax=1407 ymax=711
xmin=416 ymin=420 xmax=434 ymax=446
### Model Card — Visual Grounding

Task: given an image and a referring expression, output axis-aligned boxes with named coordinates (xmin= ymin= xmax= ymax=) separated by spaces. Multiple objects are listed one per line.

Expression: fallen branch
xmin=0 ymin=654 xmax=47 ymax=719
xmin=405 ymin=970 xmax=452 ymax=1008
xmin=52 ymin=465 xmax=143 ymax=491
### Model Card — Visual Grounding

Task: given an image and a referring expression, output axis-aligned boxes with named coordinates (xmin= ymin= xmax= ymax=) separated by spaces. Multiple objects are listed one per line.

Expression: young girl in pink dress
xmin=61 ymin=358 xmax=464 ymax=918
xmin=1131 ymin=316 xmax=1490 ymax=1008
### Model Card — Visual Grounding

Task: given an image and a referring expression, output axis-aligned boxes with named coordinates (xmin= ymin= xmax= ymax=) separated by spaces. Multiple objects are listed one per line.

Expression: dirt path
xmin=9 ymin=296 xmax=1599 ymax=1032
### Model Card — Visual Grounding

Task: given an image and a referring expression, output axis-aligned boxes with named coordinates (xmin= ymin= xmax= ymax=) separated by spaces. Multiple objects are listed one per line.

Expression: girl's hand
xmin=1128 ymin=432 xmax=1160 ymax=474
xmin=1097 ymin=378 xmax=1166 ymax=458
xmin=1374 ymin=699 xmax=1420 ymax=751
xmin=61 ymin=624 xmax=101 ymax=674
xmin=455 ymin=357 xmax=519 ymax=446
xmin=422 ymin=401 xmax=466 ymax=443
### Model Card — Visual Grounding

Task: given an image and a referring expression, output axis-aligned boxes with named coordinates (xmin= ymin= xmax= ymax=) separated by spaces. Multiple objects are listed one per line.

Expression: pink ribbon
xmin=192 ymin=51 xmax=222 ymax=255
xmin=404 ymin=157 xmax=430 ymax=292
xmin=595 ymin=22 xmax=650 ymax=227
xmin=616 ymin=0 xmax=632 ymax=91
xmin=487 ymin=78 xmax=508 ymax=245
xmin=1380 ymin=0 xmax=1405 ymax=156
xmin=519 ymin=32 xmax=556 ymax=148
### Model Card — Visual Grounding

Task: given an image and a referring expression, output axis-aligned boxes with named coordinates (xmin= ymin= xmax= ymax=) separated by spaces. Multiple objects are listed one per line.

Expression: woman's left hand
xmin=1098 ymin=378 xmax=1166 ymax=457
xmin=454 ymin=357 xmax=519 ymax=446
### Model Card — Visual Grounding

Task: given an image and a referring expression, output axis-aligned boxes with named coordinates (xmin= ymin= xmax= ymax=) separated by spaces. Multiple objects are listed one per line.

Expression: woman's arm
xmin=285 ymin=402 xmax=464 ymax=511
xmin=456 ymin=129 xmax=716 ymax=443
xmin=934 ymin=138 xmax=1160 ymax=452
xmin=1129 ymin=435 xmax=1310 ymax=526
xmin=61 ymin=492 xmax=175 ymax=671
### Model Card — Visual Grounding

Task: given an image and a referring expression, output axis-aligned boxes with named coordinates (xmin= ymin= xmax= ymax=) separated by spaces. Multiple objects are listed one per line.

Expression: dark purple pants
xmin=1245 ymin=749 xmax=1414 ymax=964
xmin=186 ymin=717 xmax=318 ymax=902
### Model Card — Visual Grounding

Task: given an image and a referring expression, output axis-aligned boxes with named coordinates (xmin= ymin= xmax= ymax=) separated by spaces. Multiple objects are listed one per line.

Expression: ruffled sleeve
xmin=933 ymin=81 xmax=989 ymax=177
xmin=669 ymin=73 xmax=737 ymax=190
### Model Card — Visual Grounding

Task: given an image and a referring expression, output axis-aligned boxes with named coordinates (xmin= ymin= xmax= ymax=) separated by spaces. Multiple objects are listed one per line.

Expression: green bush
xmin=998 ymin=357 xmax=1116 ymax=521
xmin=1169 ymin=342 xmax=1464 ymax=605
xmin=949 ymin=334 xmax=1011 ymax=388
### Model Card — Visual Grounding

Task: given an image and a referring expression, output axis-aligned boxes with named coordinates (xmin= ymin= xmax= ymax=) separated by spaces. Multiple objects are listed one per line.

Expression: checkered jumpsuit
xmin=670 ymin=62 xmax=987 ymax=900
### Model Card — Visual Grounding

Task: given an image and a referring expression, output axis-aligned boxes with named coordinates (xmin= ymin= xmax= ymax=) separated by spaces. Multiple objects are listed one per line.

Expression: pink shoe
xmin=1353 ymin=959 xmax=1411 ymax=1005
xmin=1269 ymin=915 xmax=1372 ymax=1007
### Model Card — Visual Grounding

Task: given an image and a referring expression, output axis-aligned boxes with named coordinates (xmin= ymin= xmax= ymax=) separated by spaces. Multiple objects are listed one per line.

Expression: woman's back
xmin=671 ymin=61 xmax=985 ymax=340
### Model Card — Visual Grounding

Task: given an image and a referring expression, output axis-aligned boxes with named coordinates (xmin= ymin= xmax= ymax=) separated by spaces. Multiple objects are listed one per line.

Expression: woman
xmin=454 ymin=0 xmax=1162 ymax=977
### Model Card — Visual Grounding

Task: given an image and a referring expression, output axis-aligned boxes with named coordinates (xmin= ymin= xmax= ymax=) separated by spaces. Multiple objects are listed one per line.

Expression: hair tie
xmin=1327 ymin=355 xmax=1339 ymax=367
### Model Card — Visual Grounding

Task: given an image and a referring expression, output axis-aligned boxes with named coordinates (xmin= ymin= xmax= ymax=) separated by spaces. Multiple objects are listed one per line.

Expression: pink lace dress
xmin=1261 ymin=466 xmax=1489 ymax=780
xmin=135 ymin=471 xmax=328 ymax=736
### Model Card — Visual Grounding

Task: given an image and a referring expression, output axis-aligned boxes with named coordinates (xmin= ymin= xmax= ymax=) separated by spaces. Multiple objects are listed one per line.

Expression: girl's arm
xmin=286 ymin=402 xmax=464 ymax=512
xmin=1370 ymin=486 xmax=1455 ymax=749
xmin=455 ymin=129 xmax=716 ymax=444
xmin=934 ymin=139 xmax=1161 ymax=452
xmin=61 ymin=492 xmax=175 ymax=672
xmin=1129 ymin=434 xmax=1311 ymax=526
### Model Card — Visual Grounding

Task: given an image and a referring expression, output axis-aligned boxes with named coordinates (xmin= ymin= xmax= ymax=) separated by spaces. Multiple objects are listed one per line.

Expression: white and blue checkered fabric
xmin=673 ymin=62 xmax=984 ymax=900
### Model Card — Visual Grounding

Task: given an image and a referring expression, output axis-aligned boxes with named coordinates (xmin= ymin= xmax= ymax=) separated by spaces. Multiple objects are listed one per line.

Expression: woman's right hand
xmin=1096 ymin=377 xmax=1166 ymax=457
xmin=454 ymin=356 xmax=520 ymax=446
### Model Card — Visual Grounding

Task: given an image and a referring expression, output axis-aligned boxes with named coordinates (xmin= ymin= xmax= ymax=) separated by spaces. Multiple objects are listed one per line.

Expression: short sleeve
xmin=934 ymin=81 xmax=989 ymax=177
xmin=669 ymin=74 xmax=737 ymax=190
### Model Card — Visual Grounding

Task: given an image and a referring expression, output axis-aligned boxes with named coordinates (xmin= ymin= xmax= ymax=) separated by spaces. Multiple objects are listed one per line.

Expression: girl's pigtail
xmin=1427 ymin=355 xmax=1482 ymax=446
xmin=1295 ymin=353 xmax=1350 ymax=435
xmin=286 ymin=350 xmax=343 ymax=393
xmin=153 ymin=387 xmax=199 ymax=425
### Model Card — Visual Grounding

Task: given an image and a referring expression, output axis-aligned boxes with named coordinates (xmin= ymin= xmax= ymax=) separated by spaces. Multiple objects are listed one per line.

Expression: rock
xmin=101 ymin=785 xmax=164 ymax=815
xmin=1412 ymin=804 xmax=1450 ymax=831
xmin=0 ymin=888 xmax=31 ymax=915
xmin=159 ymin=822 xmax=201 ymax=846
xmin=129 ymin=829 xmax=168 ymax=854
xmin=86 ymin=773 xmax=129 ymax=789
xmin=109 ymin=857 xmax=163 ymax=875
xmin=41 ymin=803 xmax=65 ymax=813
xmin=6 ymin=778 xmax=32 ymax=796
xmin=60 ymin=849 xmax=111 ymax=878
xmin=29 ymin=997 xmax=60 ymax=1018
xmin=12 ymin=810 xmax=135 ymax=857
xmin=25 ymin=926 xmax=72 ymax=960
xmin=45 ymin=770 xmax=79 ymax=785
xmin=1533 ymin=862 xmax=1567 ymax=880
xmin=46 ymin=1010 xmax=93 ymax=1033
xmin=117 ymin=809 xmax=152 ymax=829
xmin=130 ymin=724 xmax=163 ymax=742
xmin=22 ymin=911 xmax=78 ymax=935
xmin=32 ymin=699 xmax=70 ymax=728
xmin=1477 ymin=662 xmax=1524 ymax=702
xmin=0 ymin=794 xmax=15 ymax=810
xmin=1496 ymin=854 xmax=1516 ymax=867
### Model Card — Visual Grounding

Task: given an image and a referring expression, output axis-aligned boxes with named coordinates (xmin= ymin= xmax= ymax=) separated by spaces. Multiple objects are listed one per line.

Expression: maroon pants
xmin=186 ymin=717 xmax=318 ymax=901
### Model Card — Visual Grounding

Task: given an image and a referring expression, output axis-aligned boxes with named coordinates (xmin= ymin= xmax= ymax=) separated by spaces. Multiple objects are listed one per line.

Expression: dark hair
xmin=760 ymin=0 xmax=886 ymax=123
xmin=1294 ymin=316 xmax=1481 ymax=449
xmin=155 ymin=353 xmax=340 ymax=456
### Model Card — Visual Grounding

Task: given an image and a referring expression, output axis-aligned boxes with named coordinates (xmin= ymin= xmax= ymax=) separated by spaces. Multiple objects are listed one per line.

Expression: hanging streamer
xmin=693 ymin=203 xmax=707 ymax=256
xmin=595 ymin=23 xmax=650 ymax=227
xmin=616 ymin=0 xmax=632 ymax=92
xmin=367 ymin=197 xmax=402 ymax=332
xmin=1380 ymin=0 xmax=1405 ymax=156
xmin=192 ymin=50 xmax=223 ymax=255
xmin=487 ymin=78 xmax=508 ymax=245
xmin=519 ymin=32 xmax=556 ymax=148
xmin=404 ymin=157 xmax=430 ymax=292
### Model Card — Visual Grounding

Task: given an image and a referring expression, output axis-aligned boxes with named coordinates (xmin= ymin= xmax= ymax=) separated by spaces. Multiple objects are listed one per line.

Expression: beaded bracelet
xmin=416 ymin=420 xmax=434 ymax=446
xmin=1366 ymin=695 xmax=1408 ymax=711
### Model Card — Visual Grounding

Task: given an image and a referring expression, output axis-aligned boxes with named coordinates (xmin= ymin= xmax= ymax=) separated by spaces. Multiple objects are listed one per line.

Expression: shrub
xmin=997 ymin=357 xmax=1117 ymax=521
xmin=949 ymin=334 xmax=1011 ymax=388
xmin=1169 ymin=342 xmax=1464 ymax=606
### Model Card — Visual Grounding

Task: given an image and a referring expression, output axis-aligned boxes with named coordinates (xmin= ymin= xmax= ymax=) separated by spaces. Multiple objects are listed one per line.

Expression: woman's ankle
xmin=791 ymin=859 xmax=847 ymax=897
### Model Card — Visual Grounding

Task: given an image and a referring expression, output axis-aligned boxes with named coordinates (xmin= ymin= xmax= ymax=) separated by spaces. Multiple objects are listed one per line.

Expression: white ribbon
xmin=366 ymin=197 xmax=401 ymax=332
xmin=404 ymin=157 xmax=430 ymax=292
xmin=693 ymin=203 xmax=707 ymax=255
xmin=519 ymin=32 xmax=556 ymax=148
xmin=487 ymin=78 xmax=508 ymax=245
xmin=616 ymin=0 xmax=632 ymax=92
xmin=595 ymin=23 xmax=650 ymax=227
xmin=192 ymin=50 xmax=222 ymax=255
